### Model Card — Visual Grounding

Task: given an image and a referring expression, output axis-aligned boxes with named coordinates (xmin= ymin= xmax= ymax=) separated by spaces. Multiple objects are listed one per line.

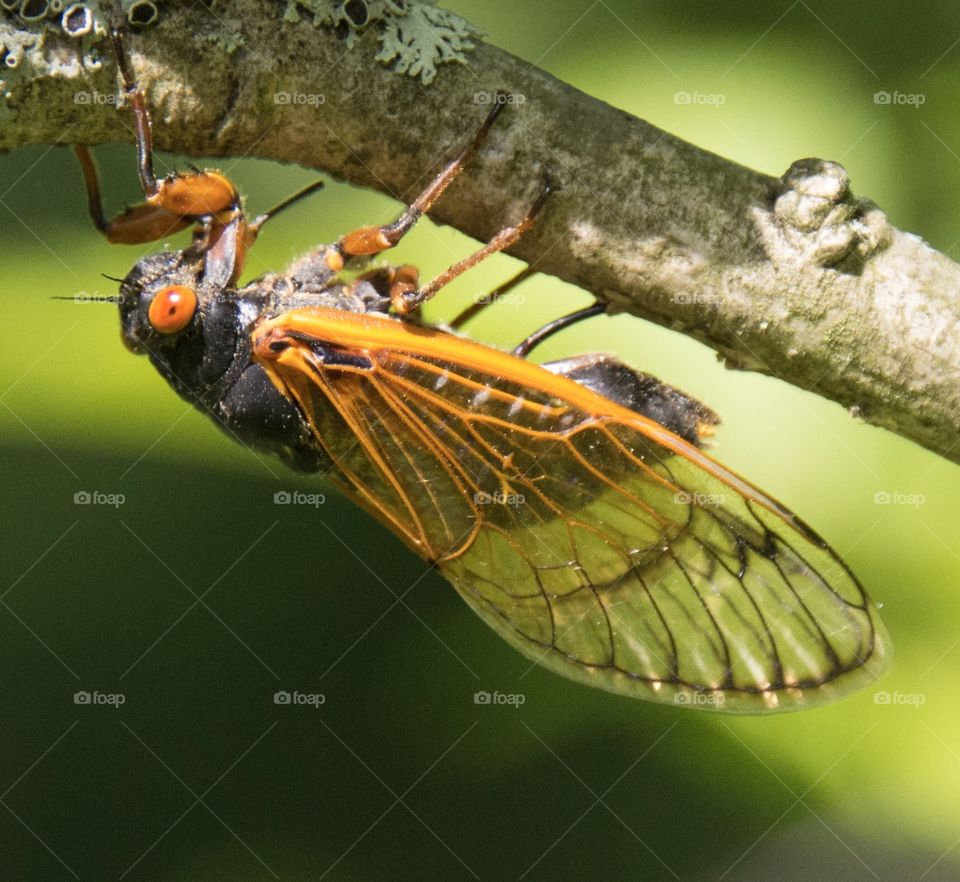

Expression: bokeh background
xmin=2 ymin=1 xmax=960 ymax=878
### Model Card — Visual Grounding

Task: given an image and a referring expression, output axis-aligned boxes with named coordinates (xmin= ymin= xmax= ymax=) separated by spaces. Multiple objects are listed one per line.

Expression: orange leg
xmin=75 ymin=22 xmax=239 ymax=248
xmin=446 ymin=266 xmax=537 ymax=330
xmin=74 ymin=145 xmax=192 ymax=244
xmin=392 ymin=183 xmax=552 ymax=314
xmin=107 ymin=25 xmax=238 ymax=219
xmin=337 ymin=101 xmax=507 ymax=258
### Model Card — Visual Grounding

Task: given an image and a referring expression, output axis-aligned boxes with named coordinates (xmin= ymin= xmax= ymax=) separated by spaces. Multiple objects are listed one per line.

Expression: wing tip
xmin=618 ymin=607 xmax=893 ymax=715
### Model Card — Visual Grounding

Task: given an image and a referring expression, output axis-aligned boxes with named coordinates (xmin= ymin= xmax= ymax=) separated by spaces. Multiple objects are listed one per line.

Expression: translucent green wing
xmin=254 ymin=309 xmax=889 ymax=713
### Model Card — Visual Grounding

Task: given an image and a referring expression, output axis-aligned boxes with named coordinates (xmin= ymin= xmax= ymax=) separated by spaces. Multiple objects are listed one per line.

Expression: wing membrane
xmin=253 ymin=308 xmax=889 ymax=712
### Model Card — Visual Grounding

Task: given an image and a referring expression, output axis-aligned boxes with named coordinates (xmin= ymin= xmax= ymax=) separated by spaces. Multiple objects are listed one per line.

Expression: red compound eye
xmin=148 ymin=285 xmax=197 ymax=334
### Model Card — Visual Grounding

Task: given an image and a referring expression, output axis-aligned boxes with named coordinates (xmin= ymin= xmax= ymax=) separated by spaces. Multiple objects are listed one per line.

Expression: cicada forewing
xmin=252 ymin=307 xmax=888 ymax=713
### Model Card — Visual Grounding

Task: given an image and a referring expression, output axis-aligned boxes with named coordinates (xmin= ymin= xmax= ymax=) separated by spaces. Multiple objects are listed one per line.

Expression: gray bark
xmin=2 ymin=2 xmax=958 ymax=464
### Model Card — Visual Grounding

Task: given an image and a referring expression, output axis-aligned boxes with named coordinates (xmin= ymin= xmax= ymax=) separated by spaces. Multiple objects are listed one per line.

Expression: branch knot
xmin=755 ymin=158 xmax=891 ymax=271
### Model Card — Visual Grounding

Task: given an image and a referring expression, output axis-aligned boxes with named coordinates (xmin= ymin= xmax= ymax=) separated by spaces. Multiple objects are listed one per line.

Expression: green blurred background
xmin=2 ymin=1 xmax=960 ymax=879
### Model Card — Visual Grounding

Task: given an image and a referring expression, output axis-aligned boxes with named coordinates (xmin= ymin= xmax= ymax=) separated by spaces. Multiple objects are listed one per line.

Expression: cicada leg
xmin=74 ymin=145 xmax=193 ymax=245
xmin=107 ymin=26 xmax=239 ymax=227
xmin=74 ymin=24 xmax=240 ymax=248
xmin=446 ymin=266 xmax=537 ymax=331
xmin=200 ymin=180 xmax=327 ymax=289
xmin=336 ymin=100 xmax=507 ymax=260
xmin=511 ymin=301 xmax=606 ymax=358
xmin=244 ymin=181 xmax=326 ymax=245
xmin=391 ymin=182 xmax=552 ymax=314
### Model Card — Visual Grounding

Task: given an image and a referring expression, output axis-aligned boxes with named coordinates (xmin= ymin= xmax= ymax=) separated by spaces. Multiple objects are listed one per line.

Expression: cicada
xmin=74 ymin=26 xmax=889 ymax=712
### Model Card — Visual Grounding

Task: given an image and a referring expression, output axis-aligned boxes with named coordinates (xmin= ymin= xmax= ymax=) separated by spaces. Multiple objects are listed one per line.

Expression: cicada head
xmin=116 ymin=247 xmax=261 ymax=408
xmin=115 ymin=246 xmax=327 ymax=473
xmin=118 ymin=250 xmax=197 ymax=354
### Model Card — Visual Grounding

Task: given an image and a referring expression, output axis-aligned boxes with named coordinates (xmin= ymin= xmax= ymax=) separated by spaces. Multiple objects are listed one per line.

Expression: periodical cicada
xmin=72 ymin=24 xmax=889 ymax=713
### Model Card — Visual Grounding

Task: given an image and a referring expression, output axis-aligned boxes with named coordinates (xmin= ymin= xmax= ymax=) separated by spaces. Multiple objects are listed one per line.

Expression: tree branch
xmin=3 ymin=1 xmax=959 ymax=464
